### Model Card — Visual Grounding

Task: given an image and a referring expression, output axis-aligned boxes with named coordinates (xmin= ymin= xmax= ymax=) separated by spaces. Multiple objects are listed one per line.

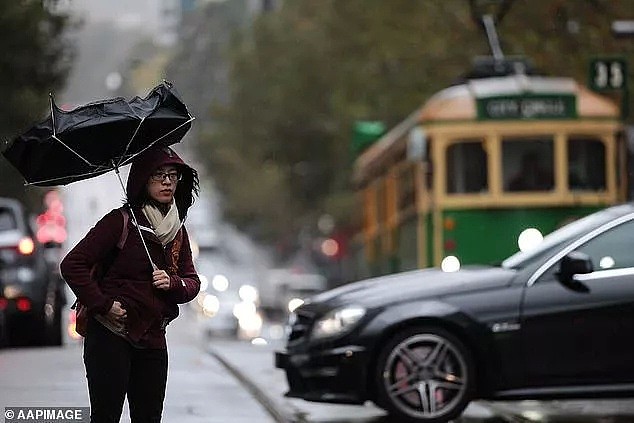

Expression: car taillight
xmin=16 ymin=297 xmax=32 ymax=312
xmin=18 ymin=237 xmax=35 ymax=255
xmin=0 ymin=298 xmax=8 ymax=311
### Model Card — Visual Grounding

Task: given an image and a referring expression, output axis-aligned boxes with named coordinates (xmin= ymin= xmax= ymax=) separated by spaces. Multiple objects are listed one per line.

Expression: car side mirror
xmin=557 ymin=251 xmax=593 ymax=291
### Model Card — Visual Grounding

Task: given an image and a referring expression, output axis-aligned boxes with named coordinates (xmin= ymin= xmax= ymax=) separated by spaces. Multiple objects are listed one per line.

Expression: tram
xmin=351 ymin=60 xmax=626 ymax=279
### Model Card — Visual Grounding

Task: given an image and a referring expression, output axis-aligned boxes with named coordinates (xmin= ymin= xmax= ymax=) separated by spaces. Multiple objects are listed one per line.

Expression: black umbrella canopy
xmin=2 ymin=81 xmax=193 ymax=186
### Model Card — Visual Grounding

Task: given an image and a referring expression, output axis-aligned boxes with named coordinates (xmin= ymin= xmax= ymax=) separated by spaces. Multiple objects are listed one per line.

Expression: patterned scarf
xmin=142 ymin=201 xmax=182 ymax=246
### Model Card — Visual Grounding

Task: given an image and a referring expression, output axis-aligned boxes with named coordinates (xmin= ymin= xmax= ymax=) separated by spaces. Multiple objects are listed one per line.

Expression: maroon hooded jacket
xmin=60 ymin=147 xmax=200 ymax=348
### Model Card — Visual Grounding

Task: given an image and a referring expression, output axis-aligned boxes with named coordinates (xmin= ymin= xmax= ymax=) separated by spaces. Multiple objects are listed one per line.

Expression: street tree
xmin=0 ymin=1 xmax=75 ymax=207
xmin=197 ymin=0 xmax=633 ymax=245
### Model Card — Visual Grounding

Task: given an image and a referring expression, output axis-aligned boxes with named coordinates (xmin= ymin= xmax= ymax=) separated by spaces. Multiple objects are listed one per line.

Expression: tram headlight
xmin=441 ymin=255 xmax=461 ymax=272
xmin=518 ymin=228 xmax=543 ymax=252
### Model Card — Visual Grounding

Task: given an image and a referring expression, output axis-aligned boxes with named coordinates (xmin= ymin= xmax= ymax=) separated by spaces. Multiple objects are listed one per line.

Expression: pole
xmin=482 ymin=14 xmax=505 ymax=61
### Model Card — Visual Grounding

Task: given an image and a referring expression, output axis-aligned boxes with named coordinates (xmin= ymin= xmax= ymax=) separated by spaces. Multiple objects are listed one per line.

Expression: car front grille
xmin=287 ymin=309 xmax=314 ymax=346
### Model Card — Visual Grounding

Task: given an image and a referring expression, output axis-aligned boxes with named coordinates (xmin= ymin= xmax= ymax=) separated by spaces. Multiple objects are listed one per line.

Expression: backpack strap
xmin=117 ymin=208 xmax=130 ymax=249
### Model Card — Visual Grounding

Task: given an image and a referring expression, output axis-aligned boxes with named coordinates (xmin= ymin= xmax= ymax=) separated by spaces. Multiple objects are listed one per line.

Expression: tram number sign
xmin=477 ymin=94 xmax=577 ymax=120
xmin=589 ymin=59 xmax=627 ymax=91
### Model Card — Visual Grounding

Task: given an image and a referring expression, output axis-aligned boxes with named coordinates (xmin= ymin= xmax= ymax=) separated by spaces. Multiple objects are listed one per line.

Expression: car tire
xmin=374 ymin=325 xmax=475 ymax=423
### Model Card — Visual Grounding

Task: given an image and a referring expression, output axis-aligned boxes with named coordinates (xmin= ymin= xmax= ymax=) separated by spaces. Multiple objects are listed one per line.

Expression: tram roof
xmin=354 ymin=75 xmax=620 ymax=184
xmin=419 ymin=74 xmax=619 ymax=122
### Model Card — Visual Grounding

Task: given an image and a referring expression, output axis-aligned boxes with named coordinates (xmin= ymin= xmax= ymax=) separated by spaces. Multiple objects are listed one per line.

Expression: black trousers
xmin=83 ymin=318 xmax=168 ymax=423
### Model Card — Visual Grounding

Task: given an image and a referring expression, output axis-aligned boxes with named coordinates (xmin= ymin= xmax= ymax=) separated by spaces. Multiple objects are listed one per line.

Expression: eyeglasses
xmin=150 ymin=171 xmax=182 ymax=183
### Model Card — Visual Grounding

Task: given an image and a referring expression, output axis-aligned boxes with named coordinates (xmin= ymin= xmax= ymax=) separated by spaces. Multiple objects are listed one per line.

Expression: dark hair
xmin=173 ymin=165 xmax=199 ymax=220
xmin=128 ymin=164 xmax=199 ymax=221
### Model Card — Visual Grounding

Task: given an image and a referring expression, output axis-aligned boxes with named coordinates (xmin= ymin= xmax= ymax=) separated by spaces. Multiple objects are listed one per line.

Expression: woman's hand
xmin=153 ymin=269 xmax=171 ymax=290
xmin=105 ymin=301 xmax=127 ymax=331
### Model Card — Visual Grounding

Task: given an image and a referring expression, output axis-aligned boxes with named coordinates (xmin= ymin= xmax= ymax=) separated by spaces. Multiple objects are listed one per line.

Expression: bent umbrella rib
xmin=51 ymin=134 xmax=96 ymax=167
xmin=117 ymin=116 xmax=195 ymax=168
xmin=117 ymin=117 xmax=146 ymax=168
xmin=25 ymin=167 xmax=112 ymax=186
xmin=149 ymin=115 xmax=195 ymax=145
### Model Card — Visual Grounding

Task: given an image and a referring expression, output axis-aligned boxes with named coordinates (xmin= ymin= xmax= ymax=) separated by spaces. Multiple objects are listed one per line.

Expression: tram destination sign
xmin=477 ymin=94 xmax=577 ymax=120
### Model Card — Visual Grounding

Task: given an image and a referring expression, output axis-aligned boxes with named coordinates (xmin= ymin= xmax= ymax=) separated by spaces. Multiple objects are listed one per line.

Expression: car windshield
xmin=501 ymin=205 xmax=633 ymax=269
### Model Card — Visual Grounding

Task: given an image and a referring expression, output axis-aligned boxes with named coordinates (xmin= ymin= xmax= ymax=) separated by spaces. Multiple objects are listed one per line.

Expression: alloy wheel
xmin=381 ymin=333 xmax=469 ymax=420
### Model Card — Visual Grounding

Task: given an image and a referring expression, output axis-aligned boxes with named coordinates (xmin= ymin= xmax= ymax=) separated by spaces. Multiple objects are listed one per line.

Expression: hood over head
xmin=126 ymin=146 xmax=199 ymax=220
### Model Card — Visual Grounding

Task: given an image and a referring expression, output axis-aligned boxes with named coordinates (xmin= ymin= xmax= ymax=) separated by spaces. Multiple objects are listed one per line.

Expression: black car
xmin=276 ymin=204 xmax=634 ymax=422
xmin=0 ymin=197 xmax=65 ymax=346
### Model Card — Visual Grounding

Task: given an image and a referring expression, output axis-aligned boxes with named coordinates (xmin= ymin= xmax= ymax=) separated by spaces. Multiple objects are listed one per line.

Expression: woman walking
xmin=61 ymin=146 xmax=201 ymax=423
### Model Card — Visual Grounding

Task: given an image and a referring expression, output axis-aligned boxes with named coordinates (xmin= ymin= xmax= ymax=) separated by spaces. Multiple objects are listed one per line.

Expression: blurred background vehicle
xmin=260 ymin=268 xmax=327 ymax=321
xmin=350 ymin=56 xmax=627 ymax=281
xmin=0 ymin=197 xmax=65 ymax=346
xmin=191 ymin=227 xmax=264 ymax=340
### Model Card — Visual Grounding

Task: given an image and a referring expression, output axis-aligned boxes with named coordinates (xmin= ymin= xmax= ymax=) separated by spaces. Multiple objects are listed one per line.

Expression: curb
xmin=207 ymin=347 xmax=294 ymax=423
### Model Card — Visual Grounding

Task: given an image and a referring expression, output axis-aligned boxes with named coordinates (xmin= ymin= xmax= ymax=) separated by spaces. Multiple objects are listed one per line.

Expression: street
xmin=2 ymin=2 xmax=634 ymax=423
xmin=209 ymin=326 xmax=634 ymax=423
xmin=2 ymin=308 xmax=634 ymax=423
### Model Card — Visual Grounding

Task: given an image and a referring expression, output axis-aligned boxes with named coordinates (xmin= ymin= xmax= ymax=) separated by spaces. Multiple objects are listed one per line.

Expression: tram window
xmin=504 ymin=138 xmax=554 ymax=192
xmin=568 ymin=138 xmax=606 ymax=191
xmin=398 ymin=165 xmax=416 ymax=211
xmin=446 ymin=141 xmax=488 ymax=194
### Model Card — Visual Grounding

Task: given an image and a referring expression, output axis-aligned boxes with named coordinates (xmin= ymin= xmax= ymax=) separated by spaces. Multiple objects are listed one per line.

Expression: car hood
xmin=310 ymin=266 xmax=516 ymax=309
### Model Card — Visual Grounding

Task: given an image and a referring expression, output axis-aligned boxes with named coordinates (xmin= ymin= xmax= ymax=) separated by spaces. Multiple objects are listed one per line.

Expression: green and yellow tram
xmin=352 ymin=73 xmax=626 ymax=278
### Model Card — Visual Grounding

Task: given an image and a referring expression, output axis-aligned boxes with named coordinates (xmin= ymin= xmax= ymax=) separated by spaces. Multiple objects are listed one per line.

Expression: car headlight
xmin=311 ymin=306 xmax=366 ymax=340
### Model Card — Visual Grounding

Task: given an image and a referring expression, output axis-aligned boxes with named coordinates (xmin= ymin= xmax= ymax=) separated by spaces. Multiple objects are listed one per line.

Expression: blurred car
xmin=276 ymin=204 xmax=634 ymax=422
xmin=194 ymin=241 xmax=262 ymax=339
xmin=279 ymin=273 xmax=327 ymax=314
xmin=197 ymin=287 xmax=263 ymax=339
xmin=0 ymin=197 xmax=65 ymax=346
xmin=260 ymin=268 xmax=327 ymax=319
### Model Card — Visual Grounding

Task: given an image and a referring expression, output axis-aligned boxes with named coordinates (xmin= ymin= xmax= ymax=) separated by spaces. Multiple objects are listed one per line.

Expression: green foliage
xmin=0 ymin=1 xmax=75 ymax=207
xmin=200 ymin=0 xmax=633 ymax=243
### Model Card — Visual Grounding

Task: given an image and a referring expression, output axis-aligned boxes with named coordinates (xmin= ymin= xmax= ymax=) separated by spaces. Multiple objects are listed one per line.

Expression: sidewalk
xmin=161 ymin=310 xmax=276 ymax=423
xmin=0 ymin=309 xmax=276 ymax=423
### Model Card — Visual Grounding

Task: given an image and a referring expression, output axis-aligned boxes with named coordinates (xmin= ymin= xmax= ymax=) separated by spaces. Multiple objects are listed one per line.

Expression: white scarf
xmin=142 ymin=201 xmax=182 ymax=246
